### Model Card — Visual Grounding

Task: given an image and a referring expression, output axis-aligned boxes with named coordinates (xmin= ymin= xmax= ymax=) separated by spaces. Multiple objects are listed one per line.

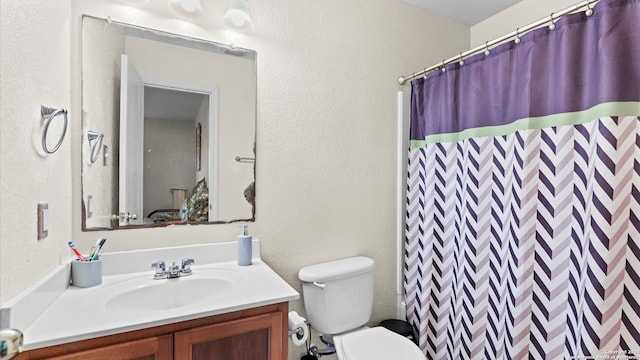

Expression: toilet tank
xmin=298 ymin=256 xmax=375 ymax=335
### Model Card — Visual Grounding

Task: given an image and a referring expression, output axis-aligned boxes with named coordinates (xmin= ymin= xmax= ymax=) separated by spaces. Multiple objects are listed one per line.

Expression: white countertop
xmin=1 ymin=241 xmax=299 ymax=351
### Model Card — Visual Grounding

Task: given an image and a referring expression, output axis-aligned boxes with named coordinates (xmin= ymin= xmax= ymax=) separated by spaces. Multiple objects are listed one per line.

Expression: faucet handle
xmin=181 ymin=258 xmax=195 ymax=275
xmin=151 ymin=261 xmax=166 ymax=279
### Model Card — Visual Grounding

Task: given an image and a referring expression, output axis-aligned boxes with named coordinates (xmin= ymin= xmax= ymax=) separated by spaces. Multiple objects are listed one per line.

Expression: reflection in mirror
xmin=87 ymin=131 xmax=104 ymax=164
xmin=81 ymin=15 xmax=256 ymax=230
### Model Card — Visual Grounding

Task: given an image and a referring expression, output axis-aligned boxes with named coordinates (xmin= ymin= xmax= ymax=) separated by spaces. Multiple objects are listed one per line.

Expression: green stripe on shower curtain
xmin=410 ymin=101 xmax=640 ymax=147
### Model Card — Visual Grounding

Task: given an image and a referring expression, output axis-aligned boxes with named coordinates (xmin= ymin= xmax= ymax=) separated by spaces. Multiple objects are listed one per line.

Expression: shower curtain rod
xmin=398 ymin=0 xmax=599 ymax=85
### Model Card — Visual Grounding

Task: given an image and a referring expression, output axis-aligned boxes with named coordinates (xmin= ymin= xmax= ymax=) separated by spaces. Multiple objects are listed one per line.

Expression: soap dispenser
xmin=237 ymin=224 xmax=252 ymax=266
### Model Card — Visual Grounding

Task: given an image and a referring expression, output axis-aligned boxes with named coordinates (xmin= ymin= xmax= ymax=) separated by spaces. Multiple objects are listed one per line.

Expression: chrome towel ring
xmin=87 ymin=130 xmax=104 ymax=164
xmin=41 ymin=105 xmax=68 ymax=154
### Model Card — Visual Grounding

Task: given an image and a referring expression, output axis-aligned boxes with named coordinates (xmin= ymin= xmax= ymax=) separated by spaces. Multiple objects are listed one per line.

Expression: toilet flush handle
xmin=312 ymin=281 xmax=326 ymax=289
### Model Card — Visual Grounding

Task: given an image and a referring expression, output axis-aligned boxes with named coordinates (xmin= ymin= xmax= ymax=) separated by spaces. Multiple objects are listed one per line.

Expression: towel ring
xmin=41 ymin=105 xmax=68 ymax=154
xmin=87 ymin=130 xmax=104 ymax=164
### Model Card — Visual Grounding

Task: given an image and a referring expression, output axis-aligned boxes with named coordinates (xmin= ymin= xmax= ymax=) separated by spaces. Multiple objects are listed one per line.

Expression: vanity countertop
xmin=1 ymin=240 xmax=299 ymax=351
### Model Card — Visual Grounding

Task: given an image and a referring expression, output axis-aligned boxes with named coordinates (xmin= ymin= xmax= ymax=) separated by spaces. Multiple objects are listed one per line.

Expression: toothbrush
xmin=91 ymin=238 xmax=107 ymax=261
xmin=68 ymin=241 xmax=86 ymax=262
xmin=90 ymin=237 xmax=104 ymax=259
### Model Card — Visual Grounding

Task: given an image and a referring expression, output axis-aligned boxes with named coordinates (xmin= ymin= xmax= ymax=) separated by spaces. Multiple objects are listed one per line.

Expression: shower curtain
xmin=404 ymin=0 xmax=640 ymax=359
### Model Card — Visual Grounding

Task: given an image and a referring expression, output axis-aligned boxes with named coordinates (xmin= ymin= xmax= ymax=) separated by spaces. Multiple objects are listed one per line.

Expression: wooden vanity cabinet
xmin=174 ymin=311 xmax=284 ymax=360
xmin=17 ymin=302 xmax=288 ymax=360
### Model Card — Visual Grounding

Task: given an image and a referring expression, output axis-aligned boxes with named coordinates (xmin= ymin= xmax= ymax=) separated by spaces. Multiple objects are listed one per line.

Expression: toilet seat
xmin=334 ymin=327 xmax=425 ymax=360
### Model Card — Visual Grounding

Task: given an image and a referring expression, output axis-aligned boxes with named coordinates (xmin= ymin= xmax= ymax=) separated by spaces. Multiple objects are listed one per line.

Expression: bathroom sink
xmin=83 ymin=269 xmax=246 ymax=314
xmin=105 ymin=277 xmax=232 ymax=312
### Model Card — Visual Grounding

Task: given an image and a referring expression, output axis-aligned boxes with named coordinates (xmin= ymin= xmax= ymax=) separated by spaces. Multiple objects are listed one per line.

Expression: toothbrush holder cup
xmin=70 ymin=258 xmax=103 ymax=288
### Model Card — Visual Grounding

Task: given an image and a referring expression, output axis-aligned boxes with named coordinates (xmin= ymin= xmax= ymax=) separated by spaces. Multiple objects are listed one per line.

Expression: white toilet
xmin=298 ymin=256 xmax=425 ymax=360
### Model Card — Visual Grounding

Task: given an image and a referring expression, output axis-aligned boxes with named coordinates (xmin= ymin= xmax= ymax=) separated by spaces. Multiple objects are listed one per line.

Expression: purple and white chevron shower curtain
xmin=404 ymin=0 xmax=640 ymax=359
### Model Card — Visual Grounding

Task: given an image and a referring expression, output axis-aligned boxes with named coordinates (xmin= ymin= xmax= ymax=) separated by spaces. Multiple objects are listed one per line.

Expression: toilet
xmin=298 ymin=256 xmax=425 ymax=360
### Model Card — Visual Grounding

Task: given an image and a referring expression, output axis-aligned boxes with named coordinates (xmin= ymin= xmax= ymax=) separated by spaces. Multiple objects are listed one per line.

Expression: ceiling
xmin=145 ymin=86 xmax=206 ymax=122
xmin=402 ymin=0 xmax=524 ymax=26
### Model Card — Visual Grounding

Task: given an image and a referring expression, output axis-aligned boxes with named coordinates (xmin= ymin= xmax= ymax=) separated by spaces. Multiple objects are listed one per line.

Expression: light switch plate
xmin=37 ymin=202 xmax=49 ymax=240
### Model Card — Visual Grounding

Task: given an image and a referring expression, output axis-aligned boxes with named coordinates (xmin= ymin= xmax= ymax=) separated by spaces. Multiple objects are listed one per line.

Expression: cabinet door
xmin=174 ymin=311 xmax=284 ymax=360
xmin=45 ymin=335 xmax=172 ymax=360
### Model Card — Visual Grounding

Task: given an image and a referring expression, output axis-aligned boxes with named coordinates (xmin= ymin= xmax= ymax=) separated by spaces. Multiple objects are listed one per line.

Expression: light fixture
xmin=168 ymin=0 xmax=204 ymax=18
xmin=223 ymin=0 xmax=254 ymax=30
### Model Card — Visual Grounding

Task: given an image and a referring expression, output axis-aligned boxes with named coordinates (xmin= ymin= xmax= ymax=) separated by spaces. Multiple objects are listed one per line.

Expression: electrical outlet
xmin=37 ymin=202 xmax=49 ymax=240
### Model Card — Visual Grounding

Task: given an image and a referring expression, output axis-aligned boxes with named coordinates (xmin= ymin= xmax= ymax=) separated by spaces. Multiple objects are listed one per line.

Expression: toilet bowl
xmin=334 ymin=327 xmax=425 ymax=360
xmin=298 ymin=257 xmax=425 ymax=360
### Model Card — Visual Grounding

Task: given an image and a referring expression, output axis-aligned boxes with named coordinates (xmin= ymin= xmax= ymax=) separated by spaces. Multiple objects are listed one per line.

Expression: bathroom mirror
xmin=81 ymin=15 xmax=256 ymax=230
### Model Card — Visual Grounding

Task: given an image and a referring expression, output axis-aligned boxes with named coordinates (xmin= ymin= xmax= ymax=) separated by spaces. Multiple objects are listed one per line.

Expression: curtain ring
xmin=514 ymin=27 xmax=521 ymax=44
xmin=458 ymin=53 xmax=464 ymax=66
xmin=484 ymin=42 xmax=491 ymax=56
xmin=441 ymin=60 xmax=446 ymax=73
xmin=585 ymin=0 xmax=594 ymax=16
xmin=41 ymin=105 xmax=68 ymax=154
xmin=549 ymin=12 xmax=557 ymax=30
xmin=422 ymin=68 xmax=428 ymax=79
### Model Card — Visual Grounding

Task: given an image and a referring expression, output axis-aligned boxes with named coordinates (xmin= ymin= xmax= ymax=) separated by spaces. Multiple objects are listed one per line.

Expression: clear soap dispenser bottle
xmin=237 ymin=224 xmax=252 ymax=266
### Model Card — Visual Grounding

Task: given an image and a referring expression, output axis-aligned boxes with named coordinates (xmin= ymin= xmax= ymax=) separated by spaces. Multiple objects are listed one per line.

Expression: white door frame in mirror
xmin=119 ymin=54 xmax=145 ymax=226
xmin=140 ymin=76 xmax=219 ymax=223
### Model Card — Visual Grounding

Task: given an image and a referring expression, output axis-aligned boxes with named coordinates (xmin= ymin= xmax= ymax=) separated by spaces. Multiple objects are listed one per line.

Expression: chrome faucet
xmin=180 ymin=258 xmax=195 ymax=276
xmin=151 ymin=258 xmax=194 ymax=279
xmin=151 ymin=261 xmax=166 ymax=280
xmin=167 ymin=261 xmax=180 ymax=278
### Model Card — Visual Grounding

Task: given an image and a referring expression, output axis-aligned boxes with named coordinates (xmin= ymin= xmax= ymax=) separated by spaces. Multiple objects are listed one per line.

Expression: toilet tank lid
xmin=298 ymin=256 xmax=375 ymax=282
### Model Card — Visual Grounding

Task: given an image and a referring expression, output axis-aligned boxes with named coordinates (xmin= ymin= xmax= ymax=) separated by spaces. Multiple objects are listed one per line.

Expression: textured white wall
xmin=471 ymin=0 xmax=583 ymax=47
xmin=1 ymin=1 xmax=469 ymax=357
xmin=0 ymin=1 xmax=72 ymax=305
